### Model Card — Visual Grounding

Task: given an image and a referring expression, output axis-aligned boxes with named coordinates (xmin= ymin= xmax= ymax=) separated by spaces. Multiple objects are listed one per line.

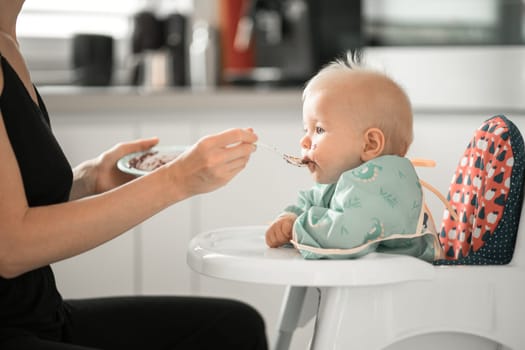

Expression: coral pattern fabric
xmin=440 ymin=117 xmax=516 ymax=260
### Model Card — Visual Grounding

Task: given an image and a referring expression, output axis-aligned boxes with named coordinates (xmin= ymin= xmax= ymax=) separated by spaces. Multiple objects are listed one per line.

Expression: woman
xmin=0 ymin=1 xmax=267 ymax=349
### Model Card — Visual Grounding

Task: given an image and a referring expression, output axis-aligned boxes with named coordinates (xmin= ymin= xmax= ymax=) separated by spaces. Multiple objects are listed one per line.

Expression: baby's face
xmin=300 ymin=87 xmax=365 ymax=184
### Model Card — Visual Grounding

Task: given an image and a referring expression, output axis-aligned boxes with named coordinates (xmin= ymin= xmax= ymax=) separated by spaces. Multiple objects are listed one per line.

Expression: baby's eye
xmin=315 ymin=126 xmax=325 ymax=134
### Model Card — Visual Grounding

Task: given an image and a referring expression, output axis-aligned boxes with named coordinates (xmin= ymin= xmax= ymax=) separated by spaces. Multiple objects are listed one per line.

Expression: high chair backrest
xmin=434 ymin=115 xmax=525 ymax=265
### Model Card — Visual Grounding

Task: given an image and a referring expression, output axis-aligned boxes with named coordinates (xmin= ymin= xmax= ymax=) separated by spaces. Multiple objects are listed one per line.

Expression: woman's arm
xmin=0 ymin=111 xmax=257 ymax=278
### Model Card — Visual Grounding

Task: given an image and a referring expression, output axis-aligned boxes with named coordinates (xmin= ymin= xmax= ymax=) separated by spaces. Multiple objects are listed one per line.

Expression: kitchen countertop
xmin=40 ymin=86 xmax=304 ymax=114
xmin=40 ymin=84 xmax=525 ymax=119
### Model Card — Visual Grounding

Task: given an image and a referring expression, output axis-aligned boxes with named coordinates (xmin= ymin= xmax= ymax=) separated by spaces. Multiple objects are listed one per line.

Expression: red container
xmin=218 ymin=0 xmax=255 ymax=80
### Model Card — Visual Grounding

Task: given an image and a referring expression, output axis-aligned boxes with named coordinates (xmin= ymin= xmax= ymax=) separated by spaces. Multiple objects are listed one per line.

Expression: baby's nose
xmin=300 ymin=135 xmax=311 ymax=149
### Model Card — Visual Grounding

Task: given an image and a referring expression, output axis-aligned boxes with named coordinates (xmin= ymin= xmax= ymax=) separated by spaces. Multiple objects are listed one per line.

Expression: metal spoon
xmin=256 ymin=142 xmax=307 ymax=167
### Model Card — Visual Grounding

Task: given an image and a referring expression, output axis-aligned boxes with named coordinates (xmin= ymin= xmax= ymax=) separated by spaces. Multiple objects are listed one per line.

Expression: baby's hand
xmin=265 ymin=213 xmax=297 ymax=248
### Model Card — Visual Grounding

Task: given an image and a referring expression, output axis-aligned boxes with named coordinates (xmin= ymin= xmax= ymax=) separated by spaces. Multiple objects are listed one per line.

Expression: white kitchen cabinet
xmin=138 ymin=120 xmax=195 ymax=295
xmin=51 ymin=111 xmax=200 ymax=297
xmin=51 ymin=119 xmax=139 ymax=298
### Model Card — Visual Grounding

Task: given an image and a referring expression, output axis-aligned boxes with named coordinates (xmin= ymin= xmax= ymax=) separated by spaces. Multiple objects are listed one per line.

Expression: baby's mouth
xmin=302 ymin=157 xmax=316 ymax=170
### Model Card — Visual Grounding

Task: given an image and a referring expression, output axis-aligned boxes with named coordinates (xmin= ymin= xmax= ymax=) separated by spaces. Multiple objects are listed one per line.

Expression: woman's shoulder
xmin=0 ymin=35 xmax=38 ymax=104
xmin=0 ymin=33 xmax=26 ymax=70
xmin=0 ymin=33 xmax=17 ymax=97
xmin=0 ymin=32 xmax=16 ymax=59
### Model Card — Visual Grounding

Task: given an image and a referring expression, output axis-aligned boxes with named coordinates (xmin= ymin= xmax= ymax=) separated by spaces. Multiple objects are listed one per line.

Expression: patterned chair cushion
xmin=434 ymin=115 xmax=525 ymax=265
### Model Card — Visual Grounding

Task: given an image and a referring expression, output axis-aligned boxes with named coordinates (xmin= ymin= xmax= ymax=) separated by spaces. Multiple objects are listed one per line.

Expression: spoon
xmin=256 ymin=142 xmax=307 ymax=167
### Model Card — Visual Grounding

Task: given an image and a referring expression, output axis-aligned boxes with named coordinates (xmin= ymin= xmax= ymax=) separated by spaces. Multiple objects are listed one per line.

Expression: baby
xmin=265 ymin=56 xmax=443 ymax=261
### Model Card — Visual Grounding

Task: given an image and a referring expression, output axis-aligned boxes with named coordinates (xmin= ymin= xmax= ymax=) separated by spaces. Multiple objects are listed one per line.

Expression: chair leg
xmin=273 ymin=286 xmax=320 ymax=350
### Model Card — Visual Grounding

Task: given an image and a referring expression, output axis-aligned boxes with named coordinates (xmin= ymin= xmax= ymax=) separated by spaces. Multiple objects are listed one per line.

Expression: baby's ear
xmin=361 ymin=128 xmax=385 ymax=161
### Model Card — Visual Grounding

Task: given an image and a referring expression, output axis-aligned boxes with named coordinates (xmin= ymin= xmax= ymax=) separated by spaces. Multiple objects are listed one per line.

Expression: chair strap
xmin=411 ymin=158 xmax=459 ymax=221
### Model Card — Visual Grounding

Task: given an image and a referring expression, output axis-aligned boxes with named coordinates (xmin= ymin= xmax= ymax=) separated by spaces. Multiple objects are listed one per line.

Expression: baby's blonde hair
xmin=303 ymin=53 xmax=414 ymax=156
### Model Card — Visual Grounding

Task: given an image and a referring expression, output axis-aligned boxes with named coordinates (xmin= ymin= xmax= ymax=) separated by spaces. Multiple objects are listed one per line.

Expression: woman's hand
xmin=265 ymin=213 xmax=297 ymax=247
xmin=95 ymin=137 xmax=160 ymax=193
xmin=70 ymin=137 xmax=159 ymax=200
xmin=165 ymin=128 xmax=257 ymax=198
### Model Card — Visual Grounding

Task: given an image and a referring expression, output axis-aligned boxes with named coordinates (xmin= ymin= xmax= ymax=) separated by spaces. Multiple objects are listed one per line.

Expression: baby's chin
xmin=311 ymin=172 xmax=339 ymax=185
xmin=308 ymin=163 xmax=341 ymax=184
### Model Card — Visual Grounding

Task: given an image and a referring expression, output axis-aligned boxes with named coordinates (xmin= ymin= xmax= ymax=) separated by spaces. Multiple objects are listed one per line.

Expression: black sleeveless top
xmin=0 ymin=56 xmax=73 ymax=341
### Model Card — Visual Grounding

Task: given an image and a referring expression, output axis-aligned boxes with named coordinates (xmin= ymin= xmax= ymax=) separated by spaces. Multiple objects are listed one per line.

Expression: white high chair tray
xmin=187 ymin=225 xmax=434 ymax=286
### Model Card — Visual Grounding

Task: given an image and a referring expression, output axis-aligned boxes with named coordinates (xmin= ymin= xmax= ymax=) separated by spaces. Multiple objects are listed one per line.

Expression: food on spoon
xmin=283 ymin=154 xmax=308 ymax=167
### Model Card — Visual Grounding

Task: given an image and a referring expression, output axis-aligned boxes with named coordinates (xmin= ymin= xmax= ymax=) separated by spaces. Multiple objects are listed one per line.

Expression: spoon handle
xmin=255 ymin=142 xmax=279 ymax=154
xmin=255 ymin=142 xmax=307 ymax=167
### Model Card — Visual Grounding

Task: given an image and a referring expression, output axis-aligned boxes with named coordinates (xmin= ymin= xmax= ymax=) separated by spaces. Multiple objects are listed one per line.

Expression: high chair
xmin=271 ymin=204 xmax=525 ymax=349
xmin=187 ymin=115 xmax=525 ymax=350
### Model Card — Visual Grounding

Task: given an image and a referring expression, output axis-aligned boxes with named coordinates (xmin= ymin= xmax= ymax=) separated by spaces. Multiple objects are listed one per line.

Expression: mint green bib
xmin=287 ymin=155 xmax=441 ymax=262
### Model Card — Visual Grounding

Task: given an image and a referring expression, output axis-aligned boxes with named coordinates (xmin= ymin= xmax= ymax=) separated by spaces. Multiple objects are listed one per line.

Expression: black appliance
xmin=72 ymin=34 xmax=114 ymax=86
xmin=130 ymin=11 xmax=187 ymax=87
xmin=231 ymin=0 xmax=362 ymax=86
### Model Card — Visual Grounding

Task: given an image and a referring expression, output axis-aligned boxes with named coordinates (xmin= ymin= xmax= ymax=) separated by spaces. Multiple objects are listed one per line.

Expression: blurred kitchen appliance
xmin=130 ymin=11 xmax=187 ymax=88
xmin=254 ymin=0 xmax=314 ymax=84
xmin=228 ymin=0 xmax=363 ymax=86
xmin=219 ymin=0 xmax=255 ymax=82
xmin=189 ymin=20 xmax=220 ymax=89
xmin=72 ymin=34 xmax=114 ymax=86
xmin=307 ymin=0 xmax=363 ymax=69
xmin=130 ymin=11 xmax=164 ymax=87
xmin=164 ymin=13 xmax=187 ymax=86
